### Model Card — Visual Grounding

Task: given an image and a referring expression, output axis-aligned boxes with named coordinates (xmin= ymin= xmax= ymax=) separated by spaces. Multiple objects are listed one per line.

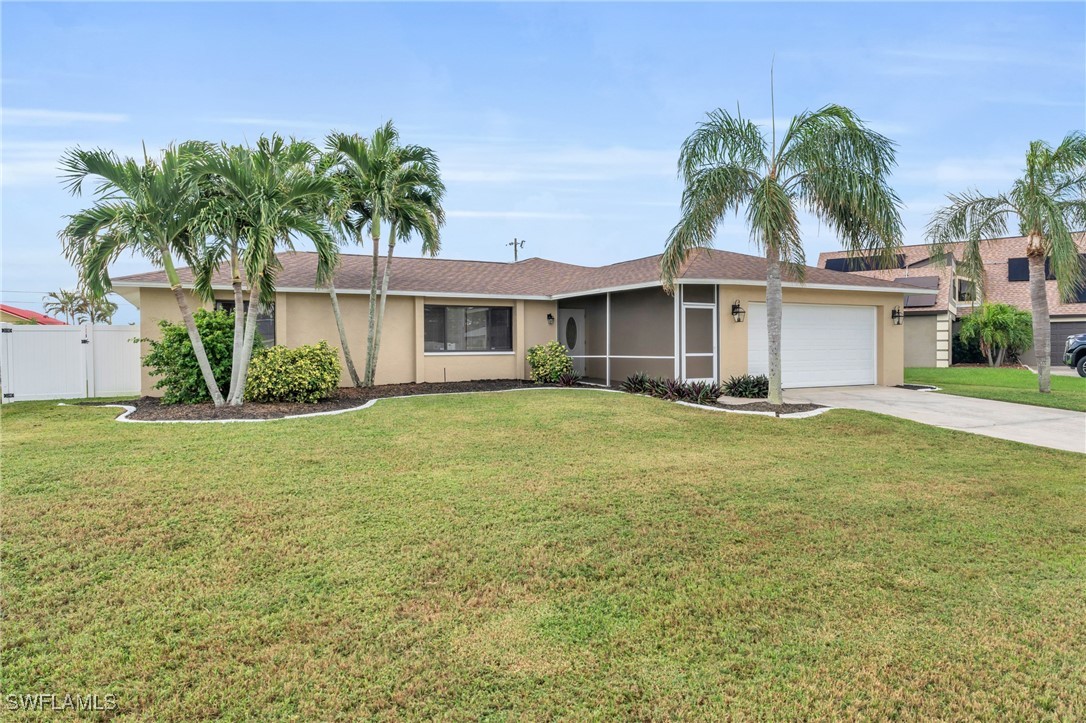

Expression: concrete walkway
xmin=786 ymin=385 xmax=1086 ymax=454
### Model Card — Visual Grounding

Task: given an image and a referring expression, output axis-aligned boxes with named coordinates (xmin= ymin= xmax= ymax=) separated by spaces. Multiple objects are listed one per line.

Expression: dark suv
xmin=1065 ymin=333 xmax=1086 ymax=377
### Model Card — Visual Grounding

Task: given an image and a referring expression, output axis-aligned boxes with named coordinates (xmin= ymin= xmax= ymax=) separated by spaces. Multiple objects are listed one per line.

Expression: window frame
xmin=214 ymin=300 xmax=276 ymax=346
xmin=423 ymin=304 xmax=514 ymax=354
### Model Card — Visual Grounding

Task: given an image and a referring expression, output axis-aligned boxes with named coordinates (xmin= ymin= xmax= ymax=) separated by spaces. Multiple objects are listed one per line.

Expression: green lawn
xmin=3 ymin=391 xmax=1084 ymax=720
xmin=905 ymin=366 xmax=1086 ymax=412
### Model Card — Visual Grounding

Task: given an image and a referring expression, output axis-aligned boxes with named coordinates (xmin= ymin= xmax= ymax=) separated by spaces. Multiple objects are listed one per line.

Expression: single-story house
xmin=112 ymin=248 xmax=913 ymax=396
xmin=0 ymin=304 xmax=66 ymax=326
xmin=818 ymin=234 xmax=1086 ymax=367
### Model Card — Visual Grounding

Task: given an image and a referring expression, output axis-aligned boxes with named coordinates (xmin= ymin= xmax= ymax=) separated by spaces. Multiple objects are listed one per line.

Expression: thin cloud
xmin=901 ymin=156 xmax=1024 ymax=187
xmin=2 ymin=108 xmax=129 ymax=126
xmin=442 ymin=145 xmax=675 ymax=184
xmin=447 ymin=210 xmax=590 ymax=220
xmin=1 ymin=140 xmax=142 ymax=187
xmin=215 ymin=116 xmax=351 ymax=131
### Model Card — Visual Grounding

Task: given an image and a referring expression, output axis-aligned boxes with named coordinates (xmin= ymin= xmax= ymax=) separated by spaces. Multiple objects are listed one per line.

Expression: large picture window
xmin=424 ymin=305 xmax=513 ymax=352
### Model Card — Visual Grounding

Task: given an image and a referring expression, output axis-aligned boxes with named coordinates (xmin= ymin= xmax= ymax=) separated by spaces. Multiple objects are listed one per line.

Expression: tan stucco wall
xmin=718 ymin=285 xmax=905 ymax=386
xmin=137 ymin=287 xmax=214 ymax=396
xmin=903 ymin=314 xmax=938 ymax=368
xmin=276 ymin=291 xmax=416 ymax=387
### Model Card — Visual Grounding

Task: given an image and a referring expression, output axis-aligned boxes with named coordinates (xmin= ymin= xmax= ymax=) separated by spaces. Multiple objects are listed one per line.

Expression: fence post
xmin=83 ymin=324 xmax=95 ymax=399
xmin=1 ymin=324 xmax=13 ymax=403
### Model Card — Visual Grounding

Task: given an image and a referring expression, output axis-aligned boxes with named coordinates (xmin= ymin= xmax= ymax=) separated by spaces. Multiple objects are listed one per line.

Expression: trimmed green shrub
xmin=527 ymin=341 xmax=573 ymax=383
xmin=723 ymin=374 xmax=769 ymax=398
xmin=245 ymin=341 xmax=342 ymax=403
xmin=143 ymin=309 xmax=248 ymax=404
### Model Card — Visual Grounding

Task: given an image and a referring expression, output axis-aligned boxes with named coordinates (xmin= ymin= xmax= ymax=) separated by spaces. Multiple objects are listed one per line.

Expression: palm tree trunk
xmin=765 ymin=245 xmax=784 ymax=405
xmin=162 ymin=251 xmax=225 ymax=407
xmin=228 ymin=247 xmax=244 ymax=400
xmin=370 ymin=226 xmax=397 ymax=386
xmin=363 ymin=229 xmax=381 ymax=387
xmin=230 ymin=283 xmax=262 ymax=406
xmin=328 ymin=282 xmax=361 ymax=386
xmin=1027 ymin=240 xmax=1051 ymax=393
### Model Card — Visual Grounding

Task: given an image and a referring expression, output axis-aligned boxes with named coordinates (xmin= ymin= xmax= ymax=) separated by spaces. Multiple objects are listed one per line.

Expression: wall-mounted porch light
xmin=731 ymin=300 xmax=746 ymax=323
xmin=891 ymin=306 xmax=904 ymax=325
xmin=547 ymin=313 xmax=555 ymax=325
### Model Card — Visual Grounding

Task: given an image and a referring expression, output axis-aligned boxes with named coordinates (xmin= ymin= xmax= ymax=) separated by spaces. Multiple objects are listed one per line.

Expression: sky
xmin=2 ymin=2 xmax=1084 ymax=325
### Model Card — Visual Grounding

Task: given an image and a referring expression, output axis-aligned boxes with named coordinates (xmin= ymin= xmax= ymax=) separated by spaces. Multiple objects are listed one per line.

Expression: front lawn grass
xmin=905 ymin=366 xmax=1086 ymax=412
xmin=3 ymin=390 xmax=1084 ymax=720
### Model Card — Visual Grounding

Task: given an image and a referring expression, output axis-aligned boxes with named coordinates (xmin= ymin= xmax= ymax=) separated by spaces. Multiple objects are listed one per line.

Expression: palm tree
xmin=59 ymin=142 xmax=227 ymax=406
xmin=78 ymin=292 xmax=119 ymax=324
xmin=926 ymin=132 xmax=1086 ymax=393
xmin=193 ymin=160 xmax=252 ymax=399
xmin=42 ymin=289 xmax=82 ymax=324
xmin=662 ymin=105 xmax=903 ymax=404
xmin=316 ymin=149 xmax=370 ymax=386
xmin=195 ymin=135 xmax=338 ymax=405
xmin=327 ymin=124 xmax=445 ymax=387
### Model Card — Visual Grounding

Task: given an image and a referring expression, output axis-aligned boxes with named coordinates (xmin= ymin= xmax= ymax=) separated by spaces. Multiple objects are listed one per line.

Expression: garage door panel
xmin=748 ymin=303 xmax=876 ymax=387
xmin=1051 ymin=321 xmax=1086 ymax=365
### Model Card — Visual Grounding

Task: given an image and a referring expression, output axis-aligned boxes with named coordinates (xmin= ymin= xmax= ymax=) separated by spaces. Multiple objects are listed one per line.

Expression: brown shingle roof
xmin=817 ymin=234 xmax=1086 ymax=317
xmin=113 ymin=247 xmax=916 ymax=298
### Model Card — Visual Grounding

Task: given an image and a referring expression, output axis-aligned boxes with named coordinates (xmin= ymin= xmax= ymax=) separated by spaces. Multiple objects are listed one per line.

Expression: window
xmin=954 ymin=279 xmax=975 ymax=303
xmin=215 ymin=300 xmax=276 ymax=346
xmin=824 ymin=254 xmax=905 ymax=272
xmin=1007 ymin=257 xmax=1055 ymax=282
xmin=424 ymin=305 xmax=512 ymax=352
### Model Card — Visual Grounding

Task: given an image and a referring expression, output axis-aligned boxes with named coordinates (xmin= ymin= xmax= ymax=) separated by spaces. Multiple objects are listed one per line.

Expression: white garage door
xmin=748 ymin=303 xmax=876 ymax=387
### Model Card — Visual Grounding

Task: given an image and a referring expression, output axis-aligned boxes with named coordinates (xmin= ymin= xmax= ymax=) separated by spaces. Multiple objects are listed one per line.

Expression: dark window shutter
xmin=1007 ymin=258 xmax=1029 ymax=281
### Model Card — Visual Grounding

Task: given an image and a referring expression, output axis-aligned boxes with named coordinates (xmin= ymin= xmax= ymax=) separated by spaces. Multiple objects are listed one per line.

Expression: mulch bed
xmin=89 ymin=380 xmax=823 ymax=422
xmin=109 ymin=379 xmax=544 ymax=421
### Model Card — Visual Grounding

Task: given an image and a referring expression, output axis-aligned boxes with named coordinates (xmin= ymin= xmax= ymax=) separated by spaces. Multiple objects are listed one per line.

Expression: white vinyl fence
xmin=0 ymin=324 xmax=141 ymax=403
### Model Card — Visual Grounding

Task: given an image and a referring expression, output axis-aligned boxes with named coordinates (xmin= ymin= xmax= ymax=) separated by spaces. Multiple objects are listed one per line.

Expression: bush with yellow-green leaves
xmin=526 ymin=340 xmax=573 ymax=383
xmin=244 ymin=341 xmax=342 ymax=403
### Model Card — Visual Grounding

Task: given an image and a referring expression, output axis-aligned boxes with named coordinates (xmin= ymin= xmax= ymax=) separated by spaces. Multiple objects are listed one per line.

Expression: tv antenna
xmin=507 ymin=237 xmax=526 ymax=262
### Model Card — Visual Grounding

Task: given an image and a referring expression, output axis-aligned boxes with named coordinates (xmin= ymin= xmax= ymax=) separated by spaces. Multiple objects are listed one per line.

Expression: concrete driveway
xmin=786 ymin=385 xmax=1086 ymax=454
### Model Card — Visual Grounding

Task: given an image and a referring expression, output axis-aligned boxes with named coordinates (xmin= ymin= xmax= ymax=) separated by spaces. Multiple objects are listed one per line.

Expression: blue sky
xmin=2 ymin=2 xmax=1083 ymax=324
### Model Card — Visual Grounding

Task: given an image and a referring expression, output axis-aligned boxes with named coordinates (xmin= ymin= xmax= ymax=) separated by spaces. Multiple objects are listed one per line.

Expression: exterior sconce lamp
xmin=547 ymin=313 xmax=555 ymax=325
xmin=731 ymin=301 xmax=746 ymax=323
xmin=891 ymin=306 xmax=904 ymax=326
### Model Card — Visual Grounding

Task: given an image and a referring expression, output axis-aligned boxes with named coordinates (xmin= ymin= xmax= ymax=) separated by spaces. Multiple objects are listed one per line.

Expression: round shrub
xmin=143 ymin=309 xmax=242 ymax=404
xmin=244 ymin=341 xmax=342 ymax=403
xmin=526 ymin=340 xmax=573 ymax=383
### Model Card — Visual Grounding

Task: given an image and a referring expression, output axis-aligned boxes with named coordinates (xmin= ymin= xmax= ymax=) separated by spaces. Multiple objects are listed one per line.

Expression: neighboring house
xmin=112 ymin=248 xmax=913 ymax=396
xmin=818 ymin=234 xmax=1086 ymax=367
xmin=0 ymin=304 xmax=66 ymax=326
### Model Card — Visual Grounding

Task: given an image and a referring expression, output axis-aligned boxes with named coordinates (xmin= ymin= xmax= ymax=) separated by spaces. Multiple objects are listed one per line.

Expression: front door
xmin=682 ymin=305 xmax=716 ymax=382
xmin=558 ymin=309 xmax=586 ymax=375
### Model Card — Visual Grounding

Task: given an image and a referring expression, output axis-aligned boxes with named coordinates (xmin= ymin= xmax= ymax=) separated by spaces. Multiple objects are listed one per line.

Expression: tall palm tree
xmin=926 ymin=132 xmax=1086 ymax=393
xmin=662 ymin=105 xmax=903 ymax=404
xmin=316 ymin=149 xmax=370 ymax=386
xmin=59 ymin=142 xmax=227 ymax=406
xmin=195 ymin=135 xmax=338 ymax=405
xmin=327 ymin=124 xmax=445 ymax=387
xmin=193 ymin=162 xmax=252 ymax=399
xmin=42 ymin=289 xmax=82 ymax=324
